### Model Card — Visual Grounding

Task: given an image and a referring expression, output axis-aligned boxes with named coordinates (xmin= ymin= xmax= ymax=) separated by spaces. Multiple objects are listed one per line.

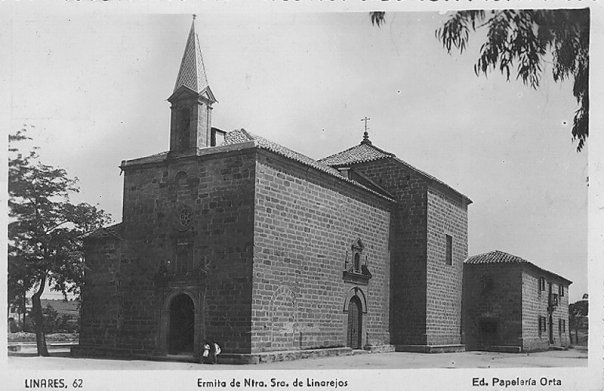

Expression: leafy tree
xmin=8 ymin=127 xmax=111 ymax=356
xmin=371 ymin=9 xmax=590 ymax=151
xmin=8 ymin=253 xmax=32 ymax=324
xmin=568 ymin=297 xmax=588 ymax=345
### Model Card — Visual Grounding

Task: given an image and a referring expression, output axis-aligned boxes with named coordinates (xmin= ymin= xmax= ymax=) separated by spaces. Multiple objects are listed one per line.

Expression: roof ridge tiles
xmin=464 ymin=250 xmax=572 ymax=284
xmin=319 ymin=142 xmax=472 ymax=204
xmin=223 ymin=129 xmax=396 ymax=202
xmin=318 ymin=143 xmax=392 ymax=167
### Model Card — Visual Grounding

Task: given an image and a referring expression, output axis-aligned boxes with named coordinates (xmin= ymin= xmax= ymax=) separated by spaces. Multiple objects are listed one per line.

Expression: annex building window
xmin=559 ymin=318 xmax=566 ymax=333
xmin=538 ymin=316 xmax=547 ymax=337
xmin=539 ymin=277 xmax=546 ymax=292
xmin=445 ymin=234 xmax=453 ymax=265
xmin=558 ymin=284 xmax=564 ymax=297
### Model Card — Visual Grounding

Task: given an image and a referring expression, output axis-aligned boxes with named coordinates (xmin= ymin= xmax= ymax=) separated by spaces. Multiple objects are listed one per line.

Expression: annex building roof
xmin=465 ymin=250 xmax=572 ymax=285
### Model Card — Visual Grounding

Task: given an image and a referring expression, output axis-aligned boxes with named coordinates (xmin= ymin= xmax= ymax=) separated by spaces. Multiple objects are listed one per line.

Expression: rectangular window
xmin=538 ymin=317 xmax=542 ymax=336
xmin=445 ymin=234 xmax=453 ymax=265
xmin=539 ymin=277 xmax=546 ymax=292
xmin=538 ymin=316 xmax=547 ymax=336
xmin=558 ymin=284 xmax=564 ymax=297
xmin=559 ymin=319 xmax=566 ymax=333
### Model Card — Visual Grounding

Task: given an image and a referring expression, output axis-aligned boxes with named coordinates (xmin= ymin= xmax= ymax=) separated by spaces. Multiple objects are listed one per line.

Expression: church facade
xmin=73 ymin=20 xmax=471 ymax=363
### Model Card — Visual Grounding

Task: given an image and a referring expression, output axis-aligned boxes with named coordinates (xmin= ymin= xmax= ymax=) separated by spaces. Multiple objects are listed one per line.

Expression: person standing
xmin=201 ymin=340 xmax=221 ymax=364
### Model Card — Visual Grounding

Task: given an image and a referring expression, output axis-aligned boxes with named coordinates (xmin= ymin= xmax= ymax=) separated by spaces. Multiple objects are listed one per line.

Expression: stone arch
xmin=160 ymin=288 xmax=203 ymax=357
xmin=343 ymin=287 xmax=368 ymax=349
xmin=343 ymin=287 xmax=367 ymax=314
xmin=163 ymin=288 xmax=199 ymax=312
xmin=269 ymin=286 xmax=298 ymax=350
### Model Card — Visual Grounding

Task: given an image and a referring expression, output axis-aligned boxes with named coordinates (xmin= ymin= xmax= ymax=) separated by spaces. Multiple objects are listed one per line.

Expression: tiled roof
xmin=320 ymin=140 xmax=471 ymax=203
xmin=319 ymin=143 xmax=393 ymax=166
xmin=173 ymin=19 xmax=209 ymax=94
xmin=121 ymin=129 xmax=395 ymax=202
xmin=83 ymin=222 xmax=123 ymax=240
xmin=223 ymin=129 xmax=347 ymax=179
xmin=465 ymin=250 xmax=572 ymax=284
xmin=224 ymin=130 xmax=396 ymax=200
xmin=465 ymin=250 xmax=530 ymax=265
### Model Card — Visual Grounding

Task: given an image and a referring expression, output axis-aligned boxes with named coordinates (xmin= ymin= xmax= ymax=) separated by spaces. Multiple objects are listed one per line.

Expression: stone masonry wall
xmin=80 ymin=149 xmax=256 ymax=357
xmin=462 ymin=263 xmax=523 ymax=350
xmin=251 ymin=150 xmax=392 ymax=352
xmin=521 ymin=266 xmax=570 ymax=351
xmin=79 ymin=238 xmax=122 ymax=348
xmin=425 ymin=189 xmax=468 ymax=345
xmin=352 ymin=158 xmax=429 ymax=345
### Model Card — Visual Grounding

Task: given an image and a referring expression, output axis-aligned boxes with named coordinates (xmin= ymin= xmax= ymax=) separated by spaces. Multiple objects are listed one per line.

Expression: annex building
xmin=73 ymin=20 xmax=472 ymax=363
xmin=462 ymin=251 xmax=572 ymax=352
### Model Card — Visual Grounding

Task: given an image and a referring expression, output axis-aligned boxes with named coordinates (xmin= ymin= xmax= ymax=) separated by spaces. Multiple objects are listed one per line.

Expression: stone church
xmin=73 ymin=20 xmax=472 ymax=363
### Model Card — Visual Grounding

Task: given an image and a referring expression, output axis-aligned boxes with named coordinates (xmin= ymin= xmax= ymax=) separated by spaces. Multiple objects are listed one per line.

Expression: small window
xmin=558 ymin=284 xmax=564 ymax=297
xmin=539 ymin=277 xmax=546 ymax=292
xmin=353 ymin=253 xmax=361 ymax=273
xmin=559 ymin=319 xmax=566 ymax=333
xmin=445 ymin=235 xmax=453 ymax=265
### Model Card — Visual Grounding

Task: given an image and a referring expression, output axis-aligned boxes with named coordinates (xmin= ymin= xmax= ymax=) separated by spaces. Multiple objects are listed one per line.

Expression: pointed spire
xmin=173 ymin=16 xmax=210 ymax=94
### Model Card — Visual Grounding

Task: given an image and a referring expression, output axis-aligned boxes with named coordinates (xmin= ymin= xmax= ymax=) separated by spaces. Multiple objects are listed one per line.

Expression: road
xmin=7 ymin=347 xmax=587 ymax=370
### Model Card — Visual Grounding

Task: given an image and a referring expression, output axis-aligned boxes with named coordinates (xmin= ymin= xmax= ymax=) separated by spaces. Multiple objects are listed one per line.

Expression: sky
xmin=6 ymin=11 xmax=589 ymax=302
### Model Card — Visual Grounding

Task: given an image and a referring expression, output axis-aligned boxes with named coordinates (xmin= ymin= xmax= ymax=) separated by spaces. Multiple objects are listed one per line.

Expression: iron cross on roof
xmin=361 ymin=116 xmax=372 ymax=144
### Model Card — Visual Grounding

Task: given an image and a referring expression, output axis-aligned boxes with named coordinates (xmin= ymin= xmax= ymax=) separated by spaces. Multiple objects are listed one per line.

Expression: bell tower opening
xmin=178 ymin=107 xmax=191 ymax=150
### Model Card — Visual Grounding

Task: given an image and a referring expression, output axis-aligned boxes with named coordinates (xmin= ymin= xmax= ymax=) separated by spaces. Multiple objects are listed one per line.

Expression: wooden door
xmin=347 ymin=297 xmax=362 ymax=349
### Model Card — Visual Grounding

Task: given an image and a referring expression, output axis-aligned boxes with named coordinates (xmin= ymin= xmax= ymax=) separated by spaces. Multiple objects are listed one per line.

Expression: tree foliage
xmin=372 ymin=9 xmax=590 ymax=151
xmin=568 ymin=297 xmax=588 ymax=345
xmin=8 ymin=126 xmax=111 ymax=355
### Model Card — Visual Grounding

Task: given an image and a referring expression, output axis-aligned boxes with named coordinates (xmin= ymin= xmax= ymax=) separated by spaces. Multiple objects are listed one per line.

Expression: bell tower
xmin=168 ymin=16 xmax=217 ymax=154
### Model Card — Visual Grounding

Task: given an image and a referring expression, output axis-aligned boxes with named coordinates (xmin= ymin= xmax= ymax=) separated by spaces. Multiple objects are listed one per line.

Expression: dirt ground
xmin=7 ymin=347 xmax=587 ymax=370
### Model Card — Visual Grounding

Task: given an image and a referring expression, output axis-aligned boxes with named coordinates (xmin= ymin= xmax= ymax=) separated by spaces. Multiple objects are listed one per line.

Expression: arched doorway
xmin=168 ymin=294 xmax=195 ymax=354
xmin=347 ymin=296 xmax=362 ymax=349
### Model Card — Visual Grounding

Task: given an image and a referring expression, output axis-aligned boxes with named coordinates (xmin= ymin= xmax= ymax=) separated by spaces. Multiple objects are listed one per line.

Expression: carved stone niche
xmin=342 ymin=238 xmax=372 ymax=285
